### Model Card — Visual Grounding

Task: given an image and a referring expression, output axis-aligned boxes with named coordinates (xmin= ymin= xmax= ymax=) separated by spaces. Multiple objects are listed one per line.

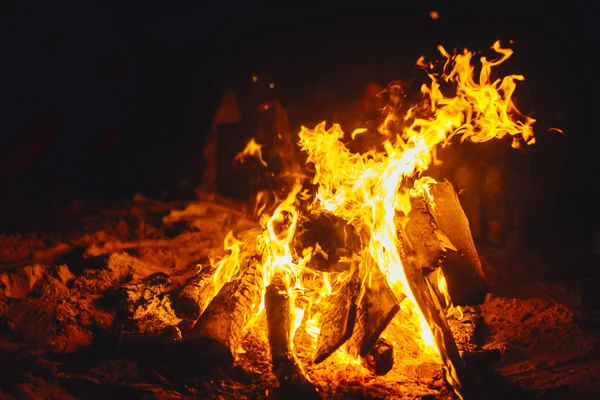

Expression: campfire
xmin=6 ymin=39 xmax=587 ymax=400
xmin=170 ymin=41 xmax=539 ymax=399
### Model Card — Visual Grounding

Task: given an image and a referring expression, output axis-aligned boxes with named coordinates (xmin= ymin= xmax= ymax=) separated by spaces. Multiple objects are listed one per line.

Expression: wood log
xmin=362 ymin=337 xmax=394 ymax=376
xmin=188 ymin=253 xmax=263 ymax=364
xmin=403 ymin=196 xmax=448 ymax=273
xmin=347 ymin=260 xmax=402 ymax=358
xmin=266 ymin=275 xmax=320 ymax=399
xmin=397 ymin=224 xmax=470 ymax=399
xmin=313 ymin=268 xmax=361 ymax=364
xmin=171 ymin=263 xmax=216 ymax=322
xmin=426 ymin=180 xmax=488 ymax=305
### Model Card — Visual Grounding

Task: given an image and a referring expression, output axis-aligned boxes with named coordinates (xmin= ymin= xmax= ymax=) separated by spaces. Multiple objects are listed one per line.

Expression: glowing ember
xmin=200 ymin=41 xmax=539 ymax=399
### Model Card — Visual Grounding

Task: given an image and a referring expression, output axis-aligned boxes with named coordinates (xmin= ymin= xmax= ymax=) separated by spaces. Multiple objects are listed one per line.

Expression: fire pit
xmin=1 ymin=41 xmax=598 ymax=400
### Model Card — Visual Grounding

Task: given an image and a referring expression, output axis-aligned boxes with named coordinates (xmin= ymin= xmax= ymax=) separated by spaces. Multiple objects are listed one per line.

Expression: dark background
xmin=0 ymin=2 xmax=596 ymax=250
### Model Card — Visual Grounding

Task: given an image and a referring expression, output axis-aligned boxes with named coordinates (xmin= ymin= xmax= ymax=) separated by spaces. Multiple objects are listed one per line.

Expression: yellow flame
xmin=211 ymin=231 xmax=243 ymax=295
xmin=297 ymin=40 xmax=536 ymax=394
xmin=235 ymin=138 xmax=268 ymax=167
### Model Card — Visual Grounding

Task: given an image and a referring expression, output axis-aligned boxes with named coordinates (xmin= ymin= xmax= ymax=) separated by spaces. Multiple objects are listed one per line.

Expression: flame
xmin=205 ymin=41 xmax=541 ymax=398
xmin=296 ymin=40 xmax=535 ymax=395
xmin=437 ymin=272 xmax=464 ymax=320
xmin=211 ymin=231 xmax=243 ymax=295
xmin=234 ymin=137 xmax=268 ymax=167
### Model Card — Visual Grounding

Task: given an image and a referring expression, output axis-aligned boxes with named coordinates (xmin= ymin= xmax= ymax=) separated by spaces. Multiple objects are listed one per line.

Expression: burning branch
xmin=313 ymin=267 xmax=361 ymax=363
xmin=265 ymin=274 xmax=320 ymax=398
xmin=426 ymin=181 xmax=488 ymax=305
xmin=188 ymin=251 xmax=263 ymax=364
xmin=171 ymin=263 xmax=216 ymax=323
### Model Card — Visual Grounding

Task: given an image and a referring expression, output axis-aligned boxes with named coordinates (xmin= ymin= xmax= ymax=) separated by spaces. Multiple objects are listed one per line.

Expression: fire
xmin=234 ymin=137 xmax=268 ymax=167
xmin=204 ymin=40 xmax=538 ymax=398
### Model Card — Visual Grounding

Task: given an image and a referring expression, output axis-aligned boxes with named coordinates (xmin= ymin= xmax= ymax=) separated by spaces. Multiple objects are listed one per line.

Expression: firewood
xmin=313 ymin=268 xmax=361 ymax=364
xmin=397 ymin=225 xmax=470 ymax=399
xmin=362 ymin=337 xmax=394 ymax=376
xmin=348 ymin=261 xmax=402 ymax=358
xmin=266 ymin=275 xmax=320 ymax=399
xmin=171 ymin=263 xmax=216 ymax=322
xmin=188 ymin=253 xmax=263 ymax=364
xmin=403 ymin=196 xmax=447 ymax=273
xmin=426 ymin=180 xmax=488 ymax=305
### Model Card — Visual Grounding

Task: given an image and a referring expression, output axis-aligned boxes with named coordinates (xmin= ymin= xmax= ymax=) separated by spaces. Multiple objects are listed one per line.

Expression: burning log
xmin=188 ymin=253 xmax=263 ymax=364
xmin=171 ymin=262 xmax=215 ymax=323
xmin=397 ymin=225 xmax=470 ymax=398
xmin=348 ymin=261 xmax=402 ymax=358
xmin=265 ymin=275 xmax=320 ymax=399
xmin=403 ymin=195 xmax=448 ymax=272
xmin=426 ymin=181 xmax=487 ymax=305
xmin=362 ymin=337 xmax=394 ymax=376
xmin=313 ymin=268 xmax=361 ymax=363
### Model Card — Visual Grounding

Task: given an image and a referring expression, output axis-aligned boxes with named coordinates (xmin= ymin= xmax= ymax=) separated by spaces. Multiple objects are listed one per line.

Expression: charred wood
xmin=397 ymin=225 xmax=470 ymax=399
xmin=403 ymin=196 xmax=447 ymax=273
xmin=313 ymin=268 xmax=361 ymax=364
xmin=188 ymin=253 xmax=263 ymax=365
xmin=266 ymin=275 xmax=320 ymax=399
xmin=171 ymin=263 xmax=216 ymax=322
xmin=348 ymin=261 xmax=402 ymax=358
xmin=362 ymin=337 xmax=394 ymax=376
xmin=426 ymin=181 xmax=488 ymax=305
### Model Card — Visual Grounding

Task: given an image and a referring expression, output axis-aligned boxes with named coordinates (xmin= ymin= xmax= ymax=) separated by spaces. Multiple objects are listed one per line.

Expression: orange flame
xmin=234 ymin=137 xmax=268 ymax=167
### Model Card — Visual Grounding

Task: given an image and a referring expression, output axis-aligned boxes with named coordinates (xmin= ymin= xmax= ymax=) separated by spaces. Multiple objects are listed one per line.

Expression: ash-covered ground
xmin=0 ymin=191 xmax=598 ymax=399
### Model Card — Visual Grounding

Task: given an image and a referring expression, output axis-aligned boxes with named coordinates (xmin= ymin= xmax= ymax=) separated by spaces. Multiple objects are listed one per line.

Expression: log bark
xmin=347 ymin=261 xmax=402 ymax=358
xmin=403 ymin=196 xmax=448 ymax=273
xmin=171 ymin=263 xmax=216 ymax=322
xmin=188 ymin=253 xmax=263 ymax=364
xmin=426 ymin=180 xmax=487 ymax=305
xmin=266 ymin=275 xmax=320 ymax=399
xmin=313 ymin=268 xmax=361 ymax=364
xmin=397 ymin=225 xmax=470 ymax=399
xmin=362 ymin=337 xmax=394 ymax=376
